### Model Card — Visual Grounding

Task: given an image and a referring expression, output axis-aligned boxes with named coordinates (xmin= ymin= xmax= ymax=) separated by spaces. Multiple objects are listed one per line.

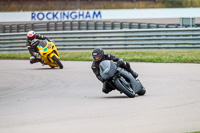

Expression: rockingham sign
xmin=31 ymin=11 xmax=102 ymax=21
xmin=0 ymin=8 xmax=200 ymax=22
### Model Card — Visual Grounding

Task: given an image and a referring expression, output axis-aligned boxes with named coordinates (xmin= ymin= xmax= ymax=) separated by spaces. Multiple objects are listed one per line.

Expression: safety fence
xmin=0 ymin=28 xmax=200 ymax=52
xmin=0 ymin=21 xmax=183 ymax=33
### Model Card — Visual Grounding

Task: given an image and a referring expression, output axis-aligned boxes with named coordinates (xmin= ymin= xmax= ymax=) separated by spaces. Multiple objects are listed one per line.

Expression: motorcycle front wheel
xmin=52 ymin=55 xmax=63 ymax=69
xmin=137 ymin=82 xmax=146 ymax=96
xmin=114 ymin=78 xmax=135 ymax=98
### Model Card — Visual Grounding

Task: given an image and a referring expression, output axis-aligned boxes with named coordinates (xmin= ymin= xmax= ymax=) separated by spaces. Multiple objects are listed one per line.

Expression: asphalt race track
xmin=0 ymin=60 xmax=200 ymax=133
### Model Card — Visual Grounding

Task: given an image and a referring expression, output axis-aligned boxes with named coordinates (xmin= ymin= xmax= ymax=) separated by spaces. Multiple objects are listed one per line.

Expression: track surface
xmin=0 ymin=60 xmax=200 ymax=133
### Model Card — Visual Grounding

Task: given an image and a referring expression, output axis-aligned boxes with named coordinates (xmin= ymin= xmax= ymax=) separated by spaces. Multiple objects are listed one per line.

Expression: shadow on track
xmin=101 ymin=94 xmax=143 ymax=99
xmin=102 ymin=96 xmax=132 ymax=99
xmin=30 ymin=68 xmax=61 ymax=70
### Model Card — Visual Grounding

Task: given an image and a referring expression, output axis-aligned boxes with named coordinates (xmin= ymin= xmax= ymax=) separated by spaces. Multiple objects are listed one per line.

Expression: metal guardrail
xmin=0 ymin=21 xmax=183 ymax=33
xmin=0 ymin=28 xmax=200 ymax=52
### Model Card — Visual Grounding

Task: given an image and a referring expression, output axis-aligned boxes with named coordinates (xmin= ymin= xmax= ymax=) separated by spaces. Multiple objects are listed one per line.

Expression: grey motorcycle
xmin=99 ymin=60 xmax=146 ymax=98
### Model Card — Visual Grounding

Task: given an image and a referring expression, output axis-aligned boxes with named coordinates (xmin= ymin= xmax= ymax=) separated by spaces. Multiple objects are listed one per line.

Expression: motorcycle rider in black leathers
xmin=26 ymin=30 xmax=51 ymax=64
xmin=91 ymin=48 xmax=138 ymax=94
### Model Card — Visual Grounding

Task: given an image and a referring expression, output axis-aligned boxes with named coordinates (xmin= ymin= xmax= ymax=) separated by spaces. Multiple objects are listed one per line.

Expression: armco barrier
xmin=0 ymin=21 xmax=182 ymax=33
xmin=0 ymin=28 xmax=200 ymax=52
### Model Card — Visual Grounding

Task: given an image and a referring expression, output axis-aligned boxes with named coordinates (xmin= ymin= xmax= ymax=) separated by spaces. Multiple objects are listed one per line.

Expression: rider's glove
xmin=47 ymin=38 xmax=52 ymax=42
xmin=30 ymin=56 xmax=35 ymax=60
xmin=101 ymin=79 xmax=105 ymax=83
xmin=33 ymin=52 xmax=39 ymax=57
xmin=117 ymin=59 xmax=125 ymax=67
xmin=98 ymin=76 xmax=105 ymax=83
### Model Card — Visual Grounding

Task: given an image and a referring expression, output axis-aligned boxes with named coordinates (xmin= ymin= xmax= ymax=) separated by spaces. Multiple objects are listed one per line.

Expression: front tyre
xmin=114 ymin=78 xmax=135 ymax=98
xmin=52 ymin=55 xmax=63 ymax=69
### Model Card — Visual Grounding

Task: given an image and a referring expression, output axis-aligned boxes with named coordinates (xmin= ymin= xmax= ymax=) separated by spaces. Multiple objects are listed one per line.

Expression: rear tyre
xmin=52 ymin=55 xmax=63 ymax=69
xmin=114 ymin=78 xmax=135 ymax=98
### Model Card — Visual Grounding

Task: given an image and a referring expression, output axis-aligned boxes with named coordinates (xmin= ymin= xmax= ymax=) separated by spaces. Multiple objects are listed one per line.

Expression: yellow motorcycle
xmin=36 ymin=40 xmax=63 ymax=69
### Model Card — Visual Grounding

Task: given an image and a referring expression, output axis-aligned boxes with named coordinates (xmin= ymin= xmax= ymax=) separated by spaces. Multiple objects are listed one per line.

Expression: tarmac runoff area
xmin=0 ymin=60 xmax=200 ymax=133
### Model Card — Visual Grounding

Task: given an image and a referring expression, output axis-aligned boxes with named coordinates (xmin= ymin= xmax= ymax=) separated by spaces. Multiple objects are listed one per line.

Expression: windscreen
xmin=38 ymin=40 xmax=47 ymax=48
xmin=99 ymin=60 xmax=117 ymax=80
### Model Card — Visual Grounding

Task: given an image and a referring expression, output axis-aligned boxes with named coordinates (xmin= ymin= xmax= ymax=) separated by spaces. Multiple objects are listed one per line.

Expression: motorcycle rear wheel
xmin=114 ymin=78 xmax=135 ymax=98
xmin=52 ymin=55 xmax=63 ymax=69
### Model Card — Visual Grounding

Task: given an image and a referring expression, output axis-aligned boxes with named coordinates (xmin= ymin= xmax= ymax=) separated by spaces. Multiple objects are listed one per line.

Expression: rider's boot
xmin=130 ymin=70 xmax=138 ymax=79
xmin=125 ymin=62 xmax=138 ymax=79
xmin=30 ymin=56 xmax=42 ymax=64
xmin=37 ymin=58 xmax=42 ymax=63
xmin=30 ymin=56 xmax=37 ymax=64
xmin=102 ymin=82 xmax=114 ymax=94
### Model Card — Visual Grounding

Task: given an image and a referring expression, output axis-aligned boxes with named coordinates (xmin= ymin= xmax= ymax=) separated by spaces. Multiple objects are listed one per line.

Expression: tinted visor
xmin=93 ymin=53 xmax=103 ymax=61
xmin=94 ymin=55 xmax=101 ymax=60
xmin=28 ymin=35 xmax=35 ymax=41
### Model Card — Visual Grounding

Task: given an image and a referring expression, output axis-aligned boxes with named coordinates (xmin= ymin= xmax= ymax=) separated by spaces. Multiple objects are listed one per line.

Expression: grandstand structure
xmin=0 ymin=0 xmax=159 ymax=12
xmin=0 ymin=0 xmax=157 ymax=2
xmin=1 ymin=0 xmax=195 ymax=11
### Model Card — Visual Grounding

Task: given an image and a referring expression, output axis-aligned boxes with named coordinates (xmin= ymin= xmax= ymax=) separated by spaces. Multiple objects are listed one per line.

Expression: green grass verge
xmin=0 ymin=50 xmax=200 ymax=63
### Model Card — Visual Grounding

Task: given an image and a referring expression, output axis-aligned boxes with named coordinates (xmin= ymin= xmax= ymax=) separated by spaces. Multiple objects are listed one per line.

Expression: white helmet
xmin=27 ymin=30 xmax=36 ymax=41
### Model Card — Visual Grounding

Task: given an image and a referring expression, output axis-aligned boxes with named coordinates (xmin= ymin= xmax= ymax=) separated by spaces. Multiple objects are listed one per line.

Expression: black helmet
xmin=92 ymin=48 xmax=104 ymax=62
